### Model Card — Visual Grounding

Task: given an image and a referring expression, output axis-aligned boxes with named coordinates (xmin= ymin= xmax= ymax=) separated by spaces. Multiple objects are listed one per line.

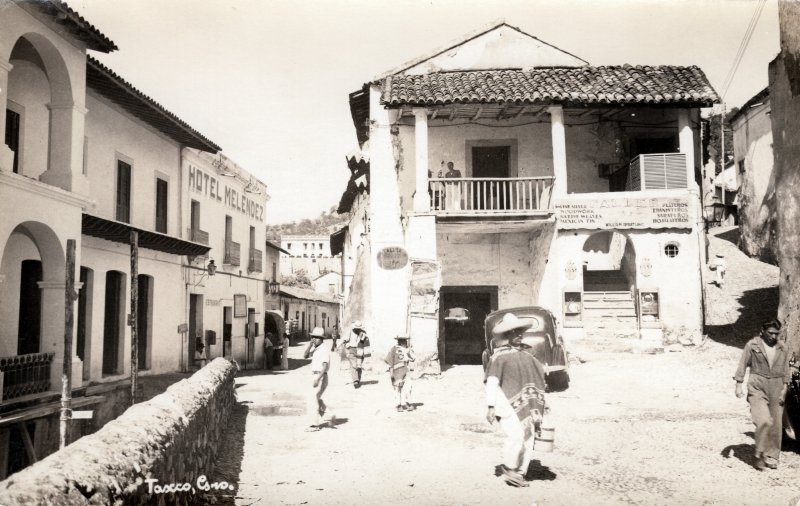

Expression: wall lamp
xmin=268 ymin=280 xmax=280 ymax=295
xmin=192 ymin=259 xmax=217 ymax=287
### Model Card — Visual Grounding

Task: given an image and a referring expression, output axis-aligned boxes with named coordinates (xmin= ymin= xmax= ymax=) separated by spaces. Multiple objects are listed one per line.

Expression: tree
xmin=280 ymin=268 xmax=311 ymax=289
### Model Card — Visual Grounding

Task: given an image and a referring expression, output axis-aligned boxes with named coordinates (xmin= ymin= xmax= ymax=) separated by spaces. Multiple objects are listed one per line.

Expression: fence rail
xmin=190 ymin=228 xmax=210 ymax=245
xmin=429 ymin=176 xmax=554 ymax=214
xmin=0 ymin=352 xmax=54 ymax=401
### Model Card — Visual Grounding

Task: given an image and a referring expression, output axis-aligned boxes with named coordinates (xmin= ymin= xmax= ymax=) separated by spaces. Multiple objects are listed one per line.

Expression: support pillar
xmin=412 ymin=108 xmax=430 ymax=213
xmin=678 ymin=109 xmax=696 ymax=188
xmin=39 ymin=103 xmax=89 ymax=195
xmin=549 ymin=105 xmax=568 ymax=197
xmin=0 ymin=59 xmax=15 ymax=173
xmin=39 ymin=281 xmax=83 ymax=392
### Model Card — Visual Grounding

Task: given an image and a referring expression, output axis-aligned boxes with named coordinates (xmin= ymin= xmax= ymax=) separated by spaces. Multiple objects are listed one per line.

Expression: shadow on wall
xmin=207 ymin=401 xmax=249 ymax=506
xmin=706 ymin=286 xmax=779 ymax=349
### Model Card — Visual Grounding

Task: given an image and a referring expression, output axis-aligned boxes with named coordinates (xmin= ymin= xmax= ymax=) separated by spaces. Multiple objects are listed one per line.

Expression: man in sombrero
xmin=485 ymin=313 xmax=547 ymax=487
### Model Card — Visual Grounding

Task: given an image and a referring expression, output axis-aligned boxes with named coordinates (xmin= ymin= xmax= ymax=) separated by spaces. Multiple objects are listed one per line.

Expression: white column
xmin=678 ymin=109 xmax=695 ymax=188
xmin=38 ymin=281 xmax=83 ymax=390
xmin=39 ymin=102 xmax=89 ymax=195
xmin=412 ymin=108 xmax=430 ymax=212
xmin=549 ymin=105 xmax=568 ymax=196
xmin=0 ymin=59 xmax=15 ymax=173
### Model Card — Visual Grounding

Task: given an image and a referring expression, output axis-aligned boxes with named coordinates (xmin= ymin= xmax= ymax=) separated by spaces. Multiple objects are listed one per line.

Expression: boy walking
xmin=304 ymin=327 xmax=331 ymax=431
xmin=384 ymin=335 xmax=415 ymax=412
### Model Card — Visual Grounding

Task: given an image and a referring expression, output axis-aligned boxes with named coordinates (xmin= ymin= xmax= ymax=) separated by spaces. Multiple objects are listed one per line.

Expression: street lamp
xmin=191 ymin=259 xmax=216 ymax=287
xmin=268 ymin=280 xmax=280 ymax=295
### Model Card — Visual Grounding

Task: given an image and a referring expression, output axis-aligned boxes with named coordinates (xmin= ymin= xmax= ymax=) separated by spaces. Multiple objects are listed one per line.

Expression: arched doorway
xmin=581 ymin=231 xmax=638 ymax=337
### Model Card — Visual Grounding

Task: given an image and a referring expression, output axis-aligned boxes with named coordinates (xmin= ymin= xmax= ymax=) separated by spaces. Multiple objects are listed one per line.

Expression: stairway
xmin=582 ymin=291 xmax=639 ymax=339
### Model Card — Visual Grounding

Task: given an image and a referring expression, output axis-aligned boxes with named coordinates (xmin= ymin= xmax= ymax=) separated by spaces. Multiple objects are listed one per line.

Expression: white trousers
xmin=308 ymin=372 xmax=328 ymax=426
xmin=498 ymin=415 xmax=534 ymax=472
xmin=393 ymin=378 xmax=412 ymax=406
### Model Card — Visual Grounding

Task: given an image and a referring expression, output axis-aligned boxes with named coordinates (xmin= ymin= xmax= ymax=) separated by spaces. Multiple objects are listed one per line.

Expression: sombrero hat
xmin=493 ymin=313 xmax=533 ymax=336
xmin=309 ymin=327 xmax=327 ymax=338
xmin=352 ymin=320 xmax=364 ymax=330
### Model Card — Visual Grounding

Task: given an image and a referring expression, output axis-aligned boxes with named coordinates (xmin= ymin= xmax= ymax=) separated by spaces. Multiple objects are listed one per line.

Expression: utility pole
xmin=60 ymin=239 xmax=76 ymax=449
xmin=130 ymin=230 xmax=139 ymax=405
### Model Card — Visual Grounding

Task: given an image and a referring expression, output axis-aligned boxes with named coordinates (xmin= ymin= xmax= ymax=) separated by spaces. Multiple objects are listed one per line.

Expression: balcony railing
xmin=626 ymin=153 xmax=687 ymax=191
xmin=0 ymin=352 xmax=54 ymax=401
xmin=224 ymin=241 xmax=241 ymax=266
xmin=429 ymin=177 xmax=554 ymax=215
xmin=249 ymin=248 xmax=263 ymax=272
xmin=189 ymin=227 xmax=210 ymax=245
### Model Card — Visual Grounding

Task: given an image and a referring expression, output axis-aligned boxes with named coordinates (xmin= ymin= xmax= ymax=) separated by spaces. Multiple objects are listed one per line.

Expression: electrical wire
xmin=720 ymin=0 xmax=767 ymax=99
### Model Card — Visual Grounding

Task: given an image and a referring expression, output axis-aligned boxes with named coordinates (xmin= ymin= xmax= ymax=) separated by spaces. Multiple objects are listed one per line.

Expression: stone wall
xmin=0 ymin=358 xmax=237 ymax=505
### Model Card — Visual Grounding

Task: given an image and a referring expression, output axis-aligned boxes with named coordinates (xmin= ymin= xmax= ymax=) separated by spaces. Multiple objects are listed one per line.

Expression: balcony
xmin=0 ymin=352 xmax=54 ymax=401
xmin=248 ymin=248 xmax=263 ymax=273
xmin=626 ymin=153 xmax=688 ymax=191
xmin=429 ymin=176 xmax=554 ymax=216
xmin=189 ymin=227 xmax=210 ymax=245
xmin=224 ymin=241 xmax=241 ymax=266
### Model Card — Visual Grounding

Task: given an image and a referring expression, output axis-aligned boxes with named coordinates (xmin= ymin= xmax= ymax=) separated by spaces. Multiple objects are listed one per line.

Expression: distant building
xmin=278 ymin=285 xmax=340 ymax=339
xmin=313 ymin=270 xmax=341 ymax=296
xmin=279 ymin=234 xmax=339 ymax=279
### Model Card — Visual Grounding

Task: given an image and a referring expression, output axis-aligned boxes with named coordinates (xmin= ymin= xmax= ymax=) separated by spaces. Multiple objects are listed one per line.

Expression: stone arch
xmin=7 ymin=31 xmax=74 ymax=107
xmin=1 ymin=221 xmax=66 ymax=282
xmin=581 ymin=230 xmax=637 ymax=292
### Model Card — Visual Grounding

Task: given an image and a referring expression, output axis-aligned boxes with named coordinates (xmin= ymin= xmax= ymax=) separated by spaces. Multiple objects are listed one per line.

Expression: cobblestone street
xmin=208 ymin=228 xmax=800 ymax=505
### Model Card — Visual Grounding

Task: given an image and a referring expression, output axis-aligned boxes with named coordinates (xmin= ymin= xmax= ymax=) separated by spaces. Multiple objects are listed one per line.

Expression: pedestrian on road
xmin=281 ymin=332 xmax=290 ymax=371
xmin=263 ymin=332 xmax=274 ymax=370
xmin=485 ymin=313 xmax=547 ymax=487
xmin=712 ymin=253 xmax=727 ymax=287
xmin=304 ymin=327 xmax=331 ymax=431
xmin=734 ymin=319 xmax=792 ymax=470
xmin=345 ymin=320 xmax=370 ymax=388
xmin=384 ymin=335 xmax=415 ymax=412
xmin=195 ymin=337 xmax=208 ymax=369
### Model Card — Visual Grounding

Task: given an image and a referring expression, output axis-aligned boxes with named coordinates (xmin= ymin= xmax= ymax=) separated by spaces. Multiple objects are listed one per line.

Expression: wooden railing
xmin=189 ymin=228 xmax=210 ymax=245
xmin=429 ymin=177 xmax=554 ymax=214
xmin=248 ymin=248 xmax=263 ymax=272
xmin=224 ymin=241 xmax=241 ymax=266
xmin=0 ymin=352 xmax=54 ymax=400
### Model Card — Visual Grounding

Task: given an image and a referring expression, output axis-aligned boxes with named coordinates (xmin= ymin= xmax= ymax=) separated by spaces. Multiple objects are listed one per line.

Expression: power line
xmin=721 ymin=0 xmax=767 ymax=99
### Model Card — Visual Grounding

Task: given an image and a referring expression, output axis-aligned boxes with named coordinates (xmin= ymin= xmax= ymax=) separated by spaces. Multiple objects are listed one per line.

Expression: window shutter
xmin=155 ymin=178 xmax=168 ymax=233
xmin=116 ymin=160 xmax=131 ymax=223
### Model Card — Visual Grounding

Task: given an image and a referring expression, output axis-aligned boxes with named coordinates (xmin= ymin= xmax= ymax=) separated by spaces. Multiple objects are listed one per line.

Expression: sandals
xmin=500 ymin=467 xmax=529 ymax=487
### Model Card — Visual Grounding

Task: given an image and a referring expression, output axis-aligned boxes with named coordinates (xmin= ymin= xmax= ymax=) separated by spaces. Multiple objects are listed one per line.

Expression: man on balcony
xmin=444 ymin=161 xmax=462 ymax=211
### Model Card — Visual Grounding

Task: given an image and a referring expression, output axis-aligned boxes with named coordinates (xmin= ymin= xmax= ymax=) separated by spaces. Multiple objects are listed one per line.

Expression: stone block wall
xmin=0 ymin=358 xmax=237 ymax=505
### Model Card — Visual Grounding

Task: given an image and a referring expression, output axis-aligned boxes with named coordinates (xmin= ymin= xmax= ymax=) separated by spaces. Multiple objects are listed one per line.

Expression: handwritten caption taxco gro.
xmin=145 ymin=475 xmax=235 ymax=495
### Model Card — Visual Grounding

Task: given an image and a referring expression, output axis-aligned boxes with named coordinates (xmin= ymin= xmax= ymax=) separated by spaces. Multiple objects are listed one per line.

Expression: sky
xmin=71 ymin=0 xmax=780 ymax=224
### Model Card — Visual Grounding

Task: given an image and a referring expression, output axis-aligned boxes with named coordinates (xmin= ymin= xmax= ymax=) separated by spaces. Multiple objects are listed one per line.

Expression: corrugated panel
xmin=663 ymin=154 xmax=687 ymax=189
xmin=640 ymin=153 xmax=687 ymax=190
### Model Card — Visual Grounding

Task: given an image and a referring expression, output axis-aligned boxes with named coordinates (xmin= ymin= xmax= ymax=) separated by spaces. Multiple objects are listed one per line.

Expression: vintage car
xmin=483 ymin=306 xmax=570 ymax=390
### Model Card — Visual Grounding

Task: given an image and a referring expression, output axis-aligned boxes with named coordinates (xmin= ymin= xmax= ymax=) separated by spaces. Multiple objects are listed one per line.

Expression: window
xmin=287 ymin=243 xmax=292 ymax=249
xmin=664 ymin=243 xmax=680 ymax=258
xmin=738 ymin=160 xmax=745 ymax=174
xmin=249 ymin=226 xmax=255 ymax=252
xmin=304 ymin=243 xmax=308 ymax=250
xmin=155 ymin=178 xmax=168 ymax=233
xmin=225 ymin=215 xmax=232 ymax=244
xmin=190 ymin=200 xmax=200 ymax=232
xmin=272 ymin=262 xmax=277 ymax=281
xmin=319 ymin=243 xmax=323 ymax=250
xmin=5 ymin=108 xmax=20 ymax=174
xmin=116 ymin=159 xmax=132 ymax=223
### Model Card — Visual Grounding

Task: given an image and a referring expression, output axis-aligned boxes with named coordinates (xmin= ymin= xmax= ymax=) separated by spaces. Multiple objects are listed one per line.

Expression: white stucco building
xmin=335 ymin=22 xmax=718 ymax=371
xmin=0 ymin=0 xmax=276 ymax=475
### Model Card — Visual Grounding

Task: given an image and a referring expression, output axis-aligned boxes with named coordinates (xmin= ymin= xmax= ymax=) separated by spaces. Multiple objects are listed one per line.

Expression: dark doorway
xmin=6 ymin=422 xmax=35 ymax=478
xmin=189 ymin=294 xmax=203 ymax=368
xmin=77 ymin=267 xmax=92 ymax=380
xmin=223 ymin=306 xmax=232 ymax=358
xmin=17 ymin=260 xmax=42 ymax=355
xmin=137 ymin=275 xmax=152 ymax=370
xmin=472 ymin=146 xmax=510 ymax=178
xmin=631 ymin=136 xmax=678 ymax=157
xmin=247 ymin=308 xmax=256 ymax=366
xmin=102 ymin=271 xmax=125 ymax=375
xmin=439 ymin=286 xmax=498 ymax=365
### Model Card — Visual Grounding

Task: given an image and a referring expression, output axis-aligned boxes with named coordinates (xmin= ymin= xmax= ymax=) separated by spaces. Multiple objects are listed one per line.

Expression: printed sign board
xmin=234 ymin=294 xmax=247 ymax=318
xmin=554 ymin=196 xmax=692 ymax=229
xmin=177 ymin=323 xmax=188 ymax=334
xmin=377 ymin=247 xmax=409 ymax=270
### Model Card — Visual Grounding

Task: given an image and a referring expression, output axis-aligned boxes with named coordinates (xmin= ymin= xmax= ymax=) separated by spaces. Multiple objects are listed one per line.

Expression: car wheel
xmin=547 ymin=370 xmax=569 ymax=391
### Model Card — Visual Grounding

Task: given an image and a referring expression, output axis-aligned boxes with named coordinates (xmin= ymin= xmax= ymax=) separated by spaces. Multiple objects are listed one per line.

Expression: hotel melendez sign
xmin=188 ymin=165 xmax=264 ymax=222
xmin=554 ymin=196 xmax=692 ymax=229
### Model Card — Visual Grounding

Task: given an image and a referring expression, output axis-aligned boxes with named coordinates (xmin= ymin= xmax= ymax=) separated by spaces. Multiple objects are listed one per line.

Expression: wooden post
xmin=60 ymin=239 xmax=76 ymax=450
xmin=130 ymin=230 xmax=138 ymax=405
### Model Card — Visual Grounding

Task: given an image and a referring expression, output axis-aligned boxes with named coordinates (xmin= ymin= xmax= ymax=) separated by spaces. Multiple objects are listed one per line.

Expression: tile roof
xmin=87 ymin=56 xmax=220 ymax=153
xmin=279 ymin=285 xmax=339 ymax=304
xmin=27 ymin=0 xmax=117 ymax=53
xmin=728 ymin=86 xmax=769 ymax=124
xmin=383 ymin=65 xmax=720 ymax=108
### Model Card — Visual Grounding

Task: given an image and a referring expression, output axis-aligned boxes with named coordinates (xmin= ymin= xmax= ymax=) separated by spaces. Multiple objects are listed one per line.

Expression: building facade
xmin=278 ymin=285 xmax=340 ymax=339
xmin=0 ymin=0 xmax=274 ymax=476
xmin=279 ymin=234 xmax=339 ymax=279
xmin=336 ymin=23 xmax=717 ymax=371
xmin=729 ymin=87 xmax=776 ymax=264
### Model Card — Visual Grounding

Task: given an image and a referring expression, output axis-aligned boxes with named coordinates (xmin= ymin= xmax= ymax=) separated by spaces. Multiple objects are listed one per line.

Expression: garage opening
xmin=439 ymin=286 xmax=497 ymax=365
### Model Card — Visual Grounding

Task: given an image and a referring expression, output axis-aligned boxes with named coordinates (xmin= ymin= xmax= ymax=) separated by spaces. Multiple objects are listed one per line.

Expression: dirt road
xmin=207 ymin=228 xmax=799 ymax=505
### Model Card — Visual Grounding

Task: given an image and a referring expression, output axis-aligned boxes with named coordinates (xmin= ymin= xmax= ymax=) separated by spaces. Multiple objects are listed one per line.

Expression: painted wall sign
xmin=177 ymin=323 xmax=188 ymax=333
xmin=377 ymin=247 xmax=409 ymax=270
xmin=234 ymin=294 xmax=247 ymax=318
xmin=554 ymin=196 xmax=692 ymax=229
xmin=206 ymin=299 xmax=220 ymax=306
xmin=564 ymin=260 xmax=578 ymax=280
xmin=187 ymin=165 xmax=265 ymax=222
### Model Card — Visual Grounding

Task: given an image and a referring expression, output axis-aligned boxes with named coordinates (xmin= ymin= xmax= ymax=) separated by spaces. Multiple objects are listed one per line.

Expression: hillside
xmin=267 ymin=206 xmax=349 ymax=239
